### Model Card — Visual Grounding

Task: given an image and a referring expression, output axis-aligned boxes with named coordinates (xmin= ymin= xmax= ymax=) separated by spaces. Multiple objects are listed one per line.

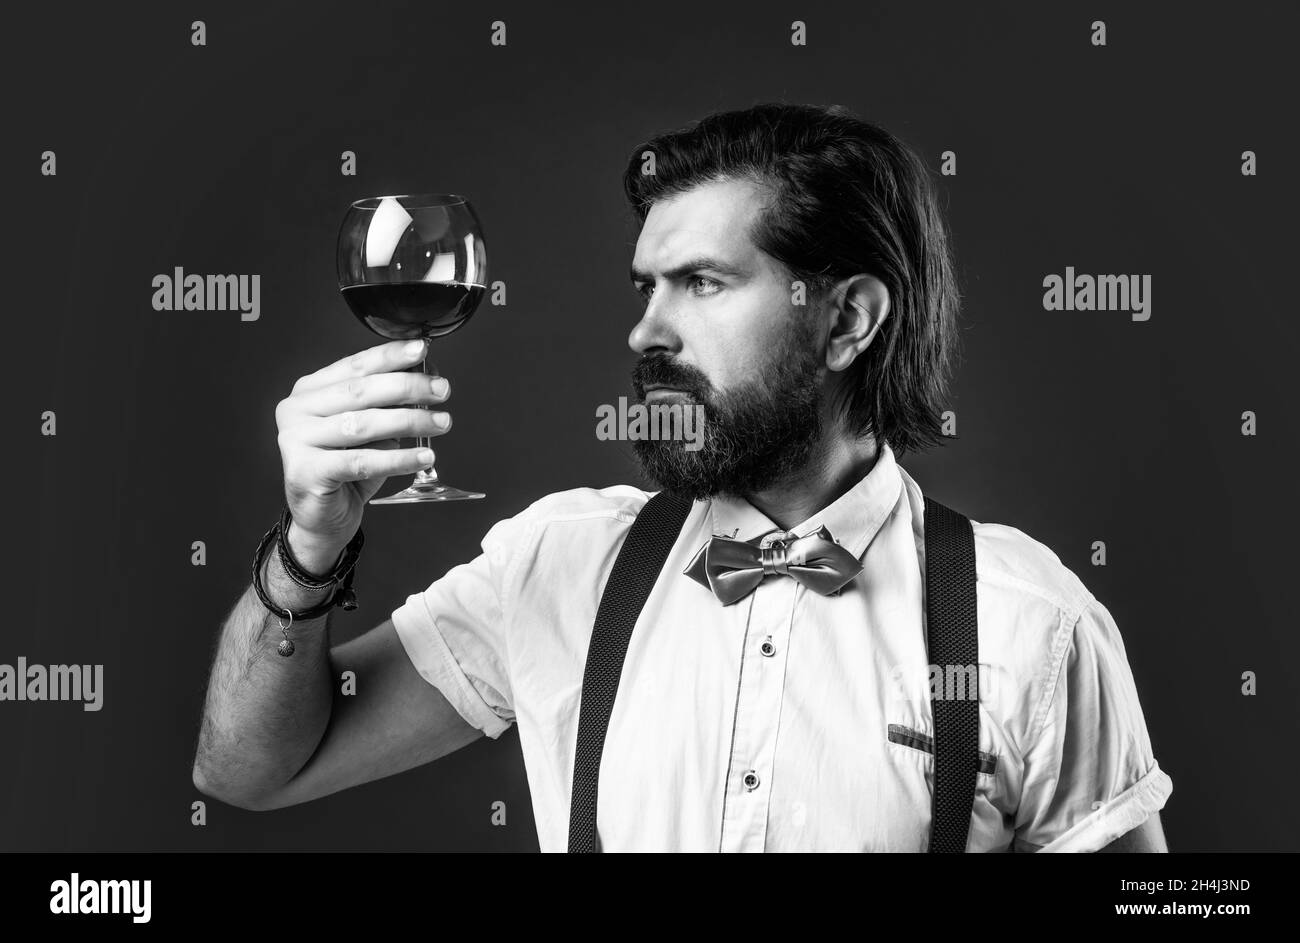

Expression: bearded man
xmin=193 ymin=103 xmax=1171 ymax=853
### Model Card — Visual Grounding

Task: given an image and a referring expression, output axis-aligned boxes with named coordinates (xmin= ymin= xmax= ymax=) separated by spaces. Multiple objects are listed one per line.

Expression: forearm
xmin=192 ymin=526 xmax=345 ymax=808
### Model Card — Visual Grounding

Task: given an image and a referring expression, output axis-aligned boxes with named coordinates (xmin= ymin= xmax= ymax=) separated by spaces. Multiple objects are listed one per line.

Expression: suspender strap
xmin=922 ymin=493 xmax=980 ymax=853
xmin=567 ymin=490 xmax=694 ymax=853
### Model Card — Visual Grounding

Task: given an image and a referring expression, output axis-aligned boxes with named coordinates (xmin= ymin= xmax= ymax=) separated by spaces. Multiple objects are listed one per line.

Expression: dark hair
xmin=622 ymin=102 xmax=961 ymax=457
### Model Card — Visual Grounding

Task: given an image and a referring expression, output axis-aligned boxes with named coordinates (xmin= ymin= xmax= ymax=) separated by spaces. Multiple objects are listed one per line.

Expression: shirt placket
xmin=718 ymin=574 xmax=798 ymax=852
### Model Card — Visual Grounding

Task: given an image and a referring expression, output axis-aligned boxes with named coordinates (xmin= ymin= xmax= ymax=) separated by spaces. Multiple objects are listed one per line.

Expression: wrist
xmin=284 ymin=520 xmax=348 ymax=578
xmin=261 ymin=546 xmax=336 ymax=615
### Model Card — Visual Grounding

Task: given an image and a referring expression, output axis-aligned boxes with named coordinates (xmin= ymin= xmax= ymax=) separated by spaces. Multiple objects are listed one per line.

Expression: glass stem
xmin=411 ymin=352 xmax=440 ymax=484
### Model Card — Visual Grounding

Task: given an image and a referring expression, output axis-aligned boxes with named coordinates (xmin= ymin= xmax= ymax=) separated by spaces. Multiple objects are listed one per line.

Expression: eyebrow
xmin=629 ymin=257 xmax=747 ymax=286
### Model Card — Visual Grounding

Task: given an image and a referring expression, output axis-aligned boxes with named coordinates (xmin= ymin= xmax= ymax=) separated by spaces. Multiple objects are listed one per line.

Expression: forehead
xmin=632 ymin=176 xmax=770 ymax=271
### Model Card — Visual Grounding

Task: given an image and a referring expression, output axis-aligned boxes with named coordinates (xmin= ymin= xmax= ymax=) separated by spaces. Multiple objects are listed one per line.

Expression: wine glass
xmin=337 ymin=194 xmax=488 ymax=504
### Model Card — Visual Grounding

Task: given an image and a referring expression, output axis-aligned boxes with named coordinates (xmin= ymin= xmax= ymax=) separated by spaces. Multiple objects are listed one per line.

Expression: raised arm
xmin=192 ymin=338 xmax=478 ymax=810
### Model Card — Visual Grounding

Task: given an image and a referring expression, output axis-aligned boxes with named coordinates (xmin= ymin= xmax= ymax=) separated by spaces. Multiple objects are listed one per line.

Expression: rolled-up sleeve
xmin=390 ymin=512 xmax=535 ymax=740
xmin=1013 ymin=594 xmax=1173 ymax=852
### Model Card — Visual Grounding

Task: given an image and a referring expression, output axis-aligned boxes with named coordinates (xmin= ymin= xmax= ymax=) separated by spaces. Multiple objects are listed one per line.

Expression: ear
xmin=825 ymin=274 xmax=890 ymax=372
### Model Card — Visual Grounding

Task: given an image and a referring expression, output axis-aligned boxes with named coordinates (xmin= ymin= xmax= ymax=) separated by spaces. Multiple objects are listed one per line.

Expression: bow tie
xmin=683 ymin=526 xmax=863 ymax=606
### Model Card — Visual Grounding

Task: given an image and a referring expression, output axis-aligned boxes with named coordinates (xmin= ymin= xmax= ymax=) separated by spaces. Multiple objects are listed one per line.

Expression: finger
xmin=293 ymin=407 xmax=451 ymax=448
xmin=354 ymin=438 xmax=406 ymax=501
xmin=292 ymin=338 xmax=428 ymax=395
xmin=294 ymin=369 xmax=450 ymax=417
xmin=313 ymin=446 xmax=436 ymax=485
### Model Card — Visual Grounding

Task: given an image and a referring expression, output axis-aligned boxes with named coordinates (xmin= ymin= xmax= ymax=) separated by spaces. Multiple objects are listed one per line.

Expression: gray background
xmin=2 ymin=0 xmax=1295 ymax=851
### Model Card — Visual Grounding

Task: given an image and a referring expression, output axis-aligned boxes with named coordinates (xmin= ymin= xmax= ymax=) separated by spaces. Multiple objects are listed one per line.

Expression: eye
xmin=689 ymin=275 xmax=721 ymax=296
xmin=636 ymin=283 xmax=655 ymax=302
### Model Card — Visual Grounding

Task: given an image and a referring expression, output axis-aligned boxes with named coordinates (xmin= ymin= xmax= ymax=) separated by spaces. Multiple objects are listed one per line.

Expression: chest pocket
xmin=887 ymin=723 xmax=999 ymax=776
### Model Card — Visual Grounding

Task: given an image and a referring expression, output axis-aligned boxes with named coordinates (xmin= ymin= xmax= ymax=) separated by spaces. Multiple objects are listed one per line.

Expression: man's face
xmin=627 ymin=176 xmax=828 ymax=499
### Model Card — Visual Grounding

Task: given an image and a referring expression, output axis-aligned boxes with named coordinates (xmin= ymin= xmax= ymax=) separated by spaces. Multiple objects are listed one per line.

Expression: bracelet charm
xmin=250 ymin=507 xmax=366 ymax=656
xmin=277 ymin=611 xmax=296 ymax=657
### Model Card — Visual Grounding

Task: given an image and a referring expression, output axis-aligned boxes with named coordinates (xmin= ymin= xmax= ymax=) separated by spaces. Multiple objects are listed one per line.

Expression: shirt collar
xmin=703 ymin=440 xmax=903 ymax=559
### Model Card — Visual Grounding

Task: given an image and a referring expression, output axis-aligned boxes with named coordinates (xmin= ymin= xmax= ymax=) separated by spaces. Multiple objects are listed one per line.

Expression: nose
xmin=628 ymin=293 xmax=680 ymax=357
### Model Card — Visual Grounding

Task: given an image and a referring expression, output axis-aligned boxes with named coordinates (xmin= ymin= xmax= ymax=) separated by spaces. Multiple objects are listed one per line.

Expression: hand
xmin=274 ymin=338 xmax=452 ymax=570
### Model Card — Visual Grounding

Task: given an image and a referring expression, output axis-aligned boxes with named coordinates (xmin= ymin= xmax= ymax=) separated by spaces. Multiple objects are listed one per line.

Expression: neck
xmin=740 ymin=430 xmax=881 ymax=531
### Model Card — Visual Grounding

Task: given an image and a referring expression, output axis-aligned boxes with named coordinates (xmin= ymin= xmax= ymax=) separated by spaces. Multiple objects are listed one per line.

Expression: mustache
xmin=631 ymin=355 xmax=711 ymax=398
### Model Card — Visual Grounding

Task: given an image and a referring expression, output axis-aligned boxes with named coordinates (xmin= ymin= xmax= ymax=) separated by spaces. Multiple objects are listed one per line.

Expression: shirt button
xmin=742 ymin=769 xmax=760 ymax=791
xmin=760 ymin=637 xmax=776 ymax=657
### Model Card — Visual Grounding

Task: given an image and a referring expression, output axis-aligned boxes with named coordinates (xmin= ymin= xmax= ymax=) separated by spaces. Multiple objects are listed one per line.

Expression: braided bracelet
xmin=250 ymin=508 xmax=364 ymax=656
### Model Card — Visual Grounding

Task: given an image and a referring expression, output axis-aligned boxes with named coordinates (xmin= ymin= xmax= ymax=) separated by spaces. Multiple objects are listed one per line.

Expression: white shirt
xmin=390 ymin=441 xmax=1173 ymax=852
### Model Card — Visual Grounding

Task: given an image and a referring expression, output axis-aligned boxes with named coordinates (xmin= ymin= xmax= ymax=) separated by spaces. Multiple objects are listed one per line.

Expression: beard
xmin=630 ymin=320 xmax=826 ymax=501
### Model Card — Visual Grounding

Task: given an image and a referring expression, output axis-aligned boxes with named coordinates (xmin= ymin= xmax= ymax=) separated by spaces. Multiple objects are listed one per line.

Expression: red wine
xmin=342 ymin=281 xmax=486 ymax=340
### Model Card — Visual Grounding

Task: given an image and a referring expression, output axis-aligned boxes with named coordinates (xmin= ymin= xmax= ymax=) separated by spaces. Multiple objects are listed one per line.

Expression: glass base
xmin=369 ymin=480 xmax=485 ymax=504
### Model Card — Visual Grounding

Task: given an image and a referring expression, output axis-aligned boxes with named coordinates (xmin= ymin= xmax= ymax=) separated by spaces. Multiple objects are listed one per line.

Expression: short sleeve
xmin=390 ymin=511 xmax=536 ymax=740
xmin=1012 ymin=595 xmax=1173 ymax=852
